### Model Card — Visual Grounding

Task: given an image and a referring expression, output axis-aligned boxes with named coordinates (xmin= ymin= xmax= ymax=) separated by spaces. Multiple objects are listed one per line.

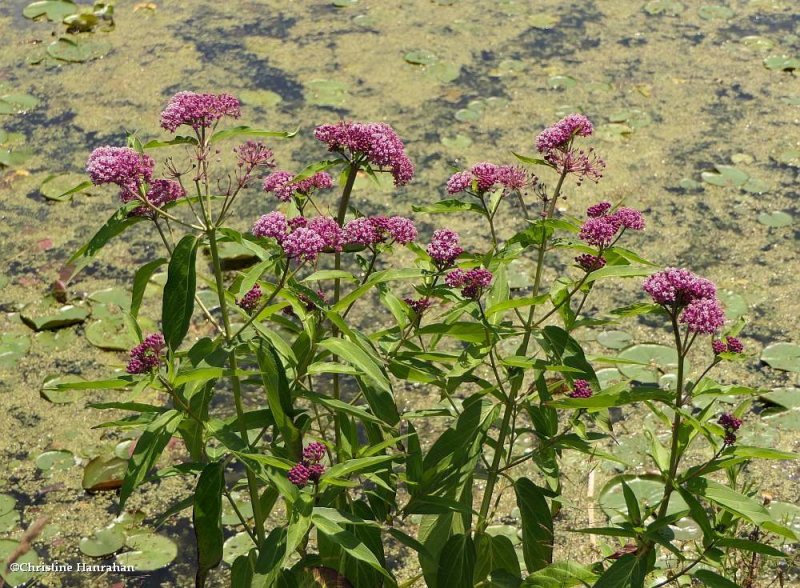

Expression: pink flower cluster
xmin=575 ymin=253 xmax=606 ymax=272
xmin=536 ymin=114 xmax=594 ymax=153
xmin=568 ymin=379 xmax=593 ymax=399
xmin=445 ymin=267 xmax=493 ymax=299
xmin=712 ymin=336 xmax=743 ymax=355
xmin=234 ymin=141 xmax=275 ymax=169
xmin=126 ymin=333 xmax=166 ymax=374
xmin=446 ymin=162 xmax=532 ymax=195
xmin=314 ymin=121 xmax=414 ymax=186
xmin=288 ymin=442 xmax=327 ymax=488
xmin=404 ymin=297 xmax=432 ymax=315
xmin=263 ymin=170 xmax=333 ymax=202
xmin=236 ymin=284 xmax=262 ymax=313
xmin=128 ymin=179 xmax=185 ymax=217
xmin=643 ymin=268 xmax=726 ymax=334
xmin=252 ymin=211 xmax=416 ymax=262
xmin=427 ymin=229 xmax=463 ymax=269
xmin=578 ymin=202 xmax=645 ymax=247
xmin=718 ymin=413 xmax=742 ymax=446
xmin=87 ymin=146 xmax=155 ymax=187
xmin=159 ymin=91 xmax=241 ymax=132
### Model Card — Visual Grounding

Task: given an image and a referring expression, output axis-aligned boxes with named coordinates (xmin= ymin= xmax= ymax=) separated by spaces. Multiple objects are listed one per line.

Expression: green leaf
xmin=512 ymin=151 xmax=548 ymax=165
xmin=515 ymin=478 xmax=553 ymax=572
xmin=538 ymin=325 xmax=598 ymax=387
xmin=23 ymin=0 xmax=77 ymax=21
xmin=162 ymin=235 xmax=198 ymax=350
xmin=548 ymin=388 xmax=672 ymax=409
xmin=131 ymin=258 xmax=166 ymax=319
xmin=594 ymin=553 xmax=650 ymax=588
xmin=142 ymin=136 xmax=198 ymax=149
xmin=418 ymin=322 xmax=490 ymax=343
xmin=320 ymin=456 xmax=395 ymax=488
xmin=193 ymin=462 xmax=224 ymax=588
xmin=437 ymin=533 xmax=475 ymax=587
xmin=475 ymin=532 xmax=520 ymax=582
xmin=411 ymin=199 xmax=485 ymax=214
xmin=119 ymin=409 xmax=183 ymax=509
xmin=252 ymin=527 xmax=287 ymax=586
xmin=692 ymin=569 xmax=740 ymax=588
xmin=585 ymin=265 xmax=653 ymax=283
xmin=67 ymin=206 xmax=144 ymax=278
xmin=255 ymin=339 xmax=302 ymax=460
xmin=715 ymin=537 xmax=786 ymax=557
xmin=621 ymin=480 xmax=642 ymax=525
xmin=312 ymin=514 xmax=393 ymax=581
xmin=522 ymin=561 xmax=598 ymax=587
xmin=209 ymin=126 xmax=297 ymax=144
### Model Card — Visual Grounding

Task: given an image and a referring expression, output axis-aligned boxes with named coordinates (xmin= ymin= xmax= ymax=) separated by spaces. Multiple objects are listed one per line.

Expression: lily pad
xmin=455 ymin=108 xmax=481 ymax=122
xmin=332 ymin=0 xmax=357 ymax=6
xmin=547 ymin=75 xmax=577 ymax=90
xmin=599 ymin=475 xmax=687 ymax=523
xmin=89 ymin=287 xmax=130 ymax=310
xmin=528 ymin=14 xmax=558 ymax=29
xmin=40 ymin=374 xmax=84 ymax=404
xmin=698 ymin=5 xmax=734 ymax=19
xmin=223 ymin=531 xmax=253 ymax=565
xmin=596 ymin=368 xmax=623 ymax=390
xmin=239 ymin=89 xmax=282 ymax=109
xmin=741 ymin=36 xmax=775 ymax=52
xmin=643 ymin=0 xmax=685 ymax=15
xmin=423 ymin=62 xmax=461 ymax=83
xmin=597 ymin=330 xmax=633 ymax=350
xmin=80 ymin=523 xmax=126 ymax=557
xmin=764 ymin=56 xmax=800 ymax=71
xmin=617 ymin=344 xmax=679 ymax=384
xmin=678 ymin=177 xmax=703 ymax=191
xmin=352 ymin=14 xmax=377 ymax=27
xmin=775 ymin=149 xmax=800 ymax=166
xmin=700 ymin=165 xmax=749 ymax=188
xmin=116 ymin=533 xmax=178 ymax=571
xmin=440 ymin=133 xmax=472 ymax=150
xmin=23 ymin=0 xmax=77 ymax=21
xmin=0 ymin=538 xmax=41 ymax=587
xmin=741 ymin=177 xmax=770 ymax=194
xmin=0 ymin=94 xmax=39 ymax=116
xmin=304 ymin=79 xmax=348 ymax=108
xmin=221 ymin=494 xmax=255 ymax=526
xmin=485 ymin=524 xmax=521 ymax=545
xmin=0 ymin=148 xmax=34 ymax=167
xmin=21 ymin=301 xmax=89 ymax=331
xmin=40 ymin=173 xmax=90 ymax=201
xmin=35 ymin=449 xmax=74 ymax=472
xmin=82 ymin=455 xmax=127 ymax=491
xmin=47 ymin=36 xmax=111 ymax=63
xmin=761 ymin=343 xmax=800 ymax=372
xmin=760 ymin=388 xmax=800 ymax=410
xmin=493 ymin=59 xmax=526 ymax=77
xmin=760 ymin=389 xmax=800 ymax=431
xmin=0 ymin=495 xmax=18 ymax=533
xmin=767 ymin=502 xmax=800 ymax=543
xmin=757 ymin=211 xmax=793 ymax=228
xmin=404 ymin=50 xmax=438 ymax=65
xmin=86 ymin=318 xmax=137 ymax=351
xmin=0 ymin=333 xmax=30 ymax=369
xmin=608 ymin=109 xmax=651 ymax=128
xmin=596 ymin=123 xmax=633 ymax=142
xmin=717 ymin=290 xmax=747 ymax=321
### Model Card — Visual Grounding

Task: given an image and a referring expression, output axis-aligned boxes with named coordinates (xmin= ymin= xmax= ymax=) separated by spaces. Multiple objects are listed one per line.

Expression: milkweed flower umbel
xmin=445 ymin=268 xmax=493 ymax=299
xmin=282 ymin=228 xmax=326 ymax=262
xmin=679 ymin=298 xmax=726 ymax=334
xmin=579 ymin=202 xmax=645 ymax=248
xmin=643 ymin=268 xmax=717 ymax=306
xmin=446 ymin=163 xmax=534 ymax=195
xmin=126 ymin=333 xmax=166 ymax=374
xmin=535 ymin=114 xmax=605 ymax=185
xmin=87 ymin=146 xmax=155 ymax=188
xmin=427 ymin=229 xmax=463 ymax=269
xmin=289 ymin=442 xmax=328 ymax=488
xmin=252 ymin=211 xmax=289 ymax=241
xmin=718 ymin=413 xmax=742 ymax=446
xmin=159 ymin=91 xmax=241 ymax=132
xmin=314 ymin=121 xmax=414 ymax=186
xmin=263 ymin=170 xmax=333 ymax=202
xmin=568 ymin=379 xmax=593 ymax=399
xmin=575 ymin=253 xmax=606 ymax=272
xmin=236 ymin=284 xmax=263 ymax=313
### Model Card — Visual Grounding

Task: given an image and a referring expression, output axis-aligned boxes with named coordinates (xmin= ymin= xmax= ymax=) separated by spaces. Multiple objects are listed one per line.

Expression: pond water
xmin=0 ymin=0 xmax=798 ymax=586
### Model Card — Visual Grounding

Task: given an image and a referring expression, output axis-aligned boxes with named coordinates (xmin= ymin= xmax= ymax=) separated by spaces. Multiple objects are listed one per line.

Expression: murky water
xmin=1 ymin=0 xmax=798 ymax=585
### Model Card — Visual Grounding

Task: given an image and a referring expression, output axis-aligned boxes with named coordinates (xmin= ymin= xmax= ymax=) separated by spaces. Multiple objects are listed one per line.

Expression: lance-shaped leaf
xmin=194 ymin=461 xmax=225 ymax=588
xmin=162 ymin=235 xmax=198 ymax=350
xmin=515 ymin=478 xmax=553 ymax=572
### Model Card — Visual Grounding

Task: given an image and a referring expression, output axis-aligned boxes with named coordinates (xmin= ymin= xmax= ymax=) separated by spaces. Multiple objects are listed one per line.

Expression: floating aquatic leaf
xmin=596 ymin=368 xmax=623 ymax=390
xmin=223 ymin=531 xmax=253 ymax=565
xmin=47 ymin=36 xmax=111 ymax=63
xmin=763 ymin=56 xmax=800 ymax=71
xmin=89 ymin=287 xmax=130 ymax=309
xmin=221 ymin=494 xmax=255 ymax=526
xmin=404 ymin=50 xmax=438 ymax=65
xmin=40 ymin=374 xmax=84 ymax=403
xmin=305 ymin=79 xmax=348 ymax=108
xmin=767 ymin=502 xmax=800 ymax=543
xmin=116 ymin=533 xmax=178 ymax=571
xmin=617 ymin=344 xmax=679 ymax=384
xmin=455 ymin=108 xmax=480 ymax=122
xmin=781 ymin=96 xmax=800 ymax=106
xmin=717 ymin=290 xmax=747 ymax=321
xmin=698 ymin=4 xmax=734 ymax=19
xmin=332 ymin=0 xmax=357 ymax=6
xmin=547 ymin=75 xmax=577 ymax=90
xmin=485 ymin=524 xmax=521 ymax=545
xmin=761 ymin=343 xmax=800 ymax=372
xmin=528 ymin=14 xmax=558 ymax=29
xmin=0 ymin=538 xmax=41 ymax=586
xmin=0 ymin=148 xmax=34 ymax=167
xmin=0 ymin=495 xmax=14 ymax=516
xmin=678 ymin=177 xmax=703 ymax=191
xmin=239 ymin=89 xmax=282 ymax=109
xmin=596 ymin=123 xmax=633 ymax=142
xmin=762 ymin=389 xmax=800 ymax=430
xmin=484 ymin=96 xmax=509 ymax=110
xmin=21 ymin=301 xmax=89 ymax=331
xmin=757 ymin=211 xmax=792 ymax=228
xmin=23 ymin=0 xmax=77 ymax=21
xmin=352 ymin=14 xmax=377 ymax=27
xmin=741 ymin=177 xmax=769 ymax=194
xmin=775 ymin=149 xmax=800 ymax=166
xmin=700 ymin=164 xmax=749 ymax=188
xmin=643 ymin=0 xmax=685 ymax=15
xmin=493 ymin=58 xmax=526 ymax=77
xmin=0 ymin=495 xmax=18 ymax=533
xmin=86 ymin=317 xmax=137 ymax=351
xmin=597 ymin=330 xmax=633 ymax=350
xmin=741 ymin=36 xmax=775 ymax=51
xmin=0 ymin=94 xmax=39 ymax=115
xmin=0 ymin=333 xmax=30 ymax=369
xmin=760 ymin=388 xmax=800 ymax=410
xmin=737 ymin=420 xmax=780 ymax=447
xmin=83 ymin=455 xmax=128 ymax=491
xmin=599 ymin=475 xmax=687 ymax=523
xmin=440 ymin=133 xmax=472 ymax=150
xmin=608 ymin=109 xmax=651 ymax=128
xmin=40 ymin=173 xmax=91 ymax=201
xmin=36 ymin=449 xmax=74 ymax=472
xmin=115 ymin=440 xmax=134 ymax=460
xmin=80 ymin=523 xmax=126 ymax=557
xmin=424 ymin=62 xmax=460 ymax=83
xmin=0 ymin=129 xmax=6 ymax=144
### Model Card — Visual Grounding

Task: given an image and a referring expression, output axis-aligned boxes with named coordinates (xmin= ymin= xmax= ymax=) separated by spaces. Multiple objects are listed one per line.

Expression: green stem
xmin=207 ymin=227 xmax=266 ymax=544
